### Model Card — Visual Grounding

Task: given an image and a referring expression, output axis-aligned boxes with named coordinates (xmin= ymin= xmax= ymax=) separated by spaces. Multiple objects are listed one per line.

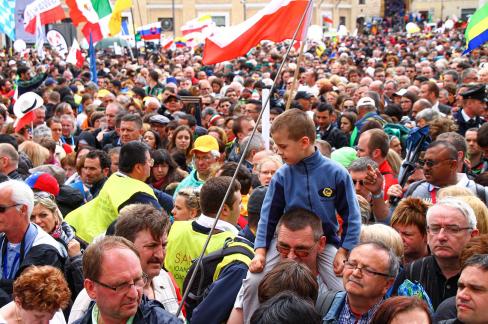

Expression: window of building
xmin=359 ymin=0 xmax=365 ymax=5
xmin=211 ymin=15 xmax=227 ymax=27
xmin=339 ymin=16 xmax=346 ymax=26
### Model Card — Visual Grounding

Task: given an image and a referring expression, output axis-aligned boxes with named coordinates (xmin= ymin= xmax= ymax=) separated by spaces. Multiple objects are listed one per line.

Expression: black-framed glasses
xmin=93 ymin=273 xmax=149 ymax=293
xmin=343 ymin=260 xmax=391 ymax=277
xmin=0 ymin=204 xmax=21 ymax=213
xmin=276 ymin=241 xmax=318 ymax=258
xmin=417 ymin=159 xmax=453 ymax=168
xmin=427 ymin=225 xmax=473 ymax=235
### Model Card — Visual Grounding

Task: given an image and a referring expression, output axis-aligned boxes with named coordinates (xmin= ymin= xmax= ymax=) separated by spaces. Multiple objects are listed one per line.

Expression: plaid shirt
xmin=337 ymin=297 xmax=383 ymax=324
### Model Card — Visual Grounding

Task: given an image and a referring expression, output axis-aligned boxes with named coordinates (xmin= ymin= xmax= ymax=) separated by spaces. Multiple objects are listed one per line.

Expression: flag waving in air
xmin=202 ymin=0 xmax=311 ymax=65
xmin=66 ymin=0 xmax=112 ymax=25
xmin=23 ymin=0 xmax=65 ymax=34
xmin=66 ymin=0 xmax=112 ymax=43
xmin=463 ymin=3 xmax=488 ymax=54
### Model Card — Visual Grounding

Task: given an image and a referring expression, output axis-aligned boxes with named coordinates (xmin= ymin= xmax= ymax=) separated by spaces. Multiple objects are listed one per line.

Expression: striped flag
xmin=23 ymin=0 xmax=65 ymax=34
xmin=463 ymin=3 xmax=488 ymax=54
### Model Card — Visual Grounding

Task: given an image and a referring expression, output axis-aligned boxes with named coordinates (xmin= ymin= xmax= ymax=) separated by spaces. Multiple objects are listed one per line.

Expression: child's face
xmin=272 ymin=130 xmax=309 ymax=165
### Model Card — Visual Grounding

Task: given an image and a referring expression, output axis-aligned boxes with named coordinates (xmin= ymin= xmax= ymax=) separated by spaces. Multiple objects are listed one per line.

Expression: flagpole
xmin=130 ymin=8 xmax=138 ymax=54
xmin=175 ymin=0 xmax=314 ymax=317
xmin=285 ymin=40 xmax=306 ymax=110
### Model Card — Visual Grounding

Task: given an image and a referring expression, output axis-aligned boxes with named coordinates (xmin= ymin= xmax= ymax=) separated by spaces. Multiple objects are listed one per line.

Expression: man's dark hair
xmin=427 ymin=140 xmax=458 ymax=160
xmin=115 ymin=204 xmax=169 ymax=242
xmin=149 ymin=70 xmax=159 ymax=82
xmin=199 ymin=176 xmax=241 ymax=217
xmin=462 ymin=254 xmax=488 ymax=271
xmin=179 ymin=114 xmax=196 ymax=128
xmin=277 ymin=208 xmax=323 ymax=241
xmin=218 ymin=162 xmax=252 ymax=195
xmin=118 ymin=142 xmax=149 ymax=174
xmin=443 ymin=70 xmax=459 ymax=83
xmin=232 ymin=116 xmax=253 ymax=137
xmin=477 ymin=123 xmax=488 ymax=148
xmin=0 ymin=134 xmax=19 ymax=150
xmin=316 ymin=103 xmax=334 ymax=114
xmin=250 ymin=291 xmax=321 ymax=324
xmin=85 ymin=150 xmax=111 ymax=170
xmin=17 ymin=66 xmax=29 ymax=76
xmin=120 ymin=114 xmax=143 ymax=129
xmin=365 ymin=128 xmax=390 ymax=158
xmin=246 ymin=99 xmax=262 ymax=111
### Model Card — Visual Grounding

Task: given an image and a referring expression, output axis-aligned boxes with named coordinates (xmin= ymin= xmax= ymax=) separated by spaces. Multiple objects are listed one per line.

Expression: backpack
xmin=182 ymin=237 xmax=254 ymax=319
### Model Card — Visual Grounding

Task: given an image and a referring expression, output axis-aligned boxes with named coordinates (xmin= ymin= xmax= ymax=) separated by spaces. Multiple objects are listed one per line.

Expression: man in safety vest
xmin=65 ymin=142 xmax=160 ymax=244
xmin=165 ymin=176 xmax=242 ymax=290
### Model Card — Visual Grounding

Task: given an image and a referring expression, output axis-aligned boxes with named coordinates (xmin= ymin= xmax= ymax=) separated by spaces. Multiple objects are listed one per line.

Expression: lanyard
xmin=1 ymin=226 xmax=30 ymax=280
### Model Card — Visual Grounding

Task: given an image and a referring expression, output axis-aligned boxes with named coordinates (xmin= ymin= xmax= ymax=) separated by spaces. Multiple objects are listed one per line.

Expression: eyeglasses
xmin=0 ymin=204 xmax=21 ymax=213
xmin=146 ymin=158 xmax=155 ymax=167
xmin=427 ymin=225 xmax=472 ymax=235
xmin=193 ymin=155 xmax=213 ymax=162
xmin=276 ymin=242 xmax=318 ymax=258
xmin=343 ymin=260 xmax=391 ymax=277
xmin=93 ymin=273 xmax=149 ymax=294
xmin=417 ymin=159 xmax=454 ymax=168
xmin=343 ymin=105 xmax=355 ymax=109
xmin=352 ymin=179 xmax=364 ymax=186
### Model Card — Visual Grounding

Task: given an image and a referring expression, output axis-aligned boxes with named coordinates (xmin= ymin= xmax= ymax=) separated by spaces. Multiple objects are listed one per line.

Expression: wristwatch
xmin=371 ymin=191 xmax=384 ymax=200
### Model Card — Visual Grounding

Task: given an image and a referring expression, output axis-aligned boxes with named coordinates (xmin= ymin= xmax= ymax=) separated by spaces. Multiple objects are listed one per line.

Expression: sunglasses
xmin=0 ymin=204 xmax=21 ymax=213
xmin=276 ymin=242 xmax=318 ymax=258
xmin=352 ymin=179 xmax=365 ymax=186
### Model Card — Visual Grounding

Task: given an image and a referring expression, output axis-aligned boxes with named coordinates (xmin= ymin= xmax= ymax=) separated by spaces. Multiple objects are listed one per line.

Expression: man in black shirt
xmin=315 ymin=103 xmax=348 ymax=149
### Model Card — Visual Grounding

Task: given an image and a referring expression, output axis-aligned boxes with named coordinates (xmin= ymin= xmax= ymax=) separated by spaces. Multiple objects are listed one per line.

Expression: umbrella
xmin=389 ymin=126 xmax=431 ymax=207
xmin=95 ymin=37 xmax=130 ymax=50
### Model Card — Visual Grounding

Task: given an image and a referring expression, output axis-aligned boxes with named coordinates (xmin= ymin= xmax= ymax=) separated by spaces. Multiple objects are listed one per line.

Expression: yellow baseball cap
xmin=191 ymin=135 xmax=219 ymax=154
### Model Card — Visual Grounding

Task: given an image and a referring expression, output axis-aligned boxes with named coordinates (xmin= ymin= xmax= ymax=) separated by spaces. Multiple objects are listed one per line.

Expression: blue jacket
xmin=322 ymin=291 xmax=347 ymax=323
xmin=255 ymin=150 xmax=361 ymax=251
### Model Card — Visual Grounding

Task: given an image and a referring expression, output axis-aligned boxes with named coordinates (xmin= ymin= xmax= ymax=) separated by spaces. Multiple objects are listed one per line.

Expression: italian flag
xmin=66 ymin=0 xmax=112 ymax=42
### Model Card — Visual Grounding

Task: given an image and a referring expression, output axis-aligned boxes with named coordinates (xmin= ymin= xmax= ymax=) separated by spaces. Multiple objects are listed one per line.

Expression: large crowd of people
xmin=0 ymin=22 xmax=486 ymax=324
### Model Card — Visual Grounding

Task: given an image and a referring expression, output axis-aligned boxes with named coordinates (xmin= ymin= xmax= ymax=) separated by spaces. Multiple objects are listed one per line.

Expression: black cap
xmin=461 ymin=84 xmax=487 ymax=103
xmin=163 ymin=93 xmax=181 ymax=103
xmin=247 ymin=186 xmax=268 ymax=216
xmin=295 ymin=91 xmax=313 ymax=100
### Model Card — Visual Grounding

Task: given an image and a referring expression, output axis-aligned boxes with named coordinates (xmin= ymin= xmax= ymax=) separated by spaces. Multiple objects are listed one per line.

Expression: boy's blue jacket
xmin=255 ymin=150 xmax=361 ymax=251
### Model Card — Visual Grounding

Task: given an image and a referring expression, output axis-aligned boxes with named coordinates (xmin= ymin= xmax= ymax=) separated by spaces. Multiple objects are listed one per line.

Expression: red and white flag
xmin=202 ymin=0 xmax=311 ymax=65
xmin=66 ymin=39 xmax=85 ymax=68
xmin=24 ymin=0 xmax=65 ymax=34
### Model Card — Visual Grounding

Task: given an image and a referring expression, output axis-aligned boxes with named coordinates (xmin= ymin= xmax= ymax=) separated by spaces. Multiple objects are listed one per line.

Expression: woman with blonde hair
xmin=19 ymin=141 xmax=50 ymax=167
xmin=0 ymin=266 xmax=71 ymax=324
xmin=172 ymin=188 xmax=201 ymax=221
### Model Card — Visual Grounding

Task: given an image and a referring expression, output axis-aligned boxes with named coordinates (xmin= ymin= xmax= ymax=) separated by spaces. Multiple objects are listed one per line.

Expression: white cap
xmin=357 ymin=97 xmax=376 ymax=108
